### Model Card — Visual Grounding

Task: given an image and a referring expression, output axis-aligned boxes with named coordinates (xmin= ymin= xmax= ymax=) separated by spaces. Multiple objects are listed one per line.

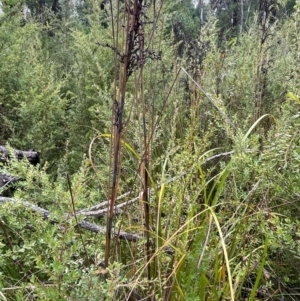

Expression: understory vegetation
xmin=1 ymin=0 xmax=300 ymax=300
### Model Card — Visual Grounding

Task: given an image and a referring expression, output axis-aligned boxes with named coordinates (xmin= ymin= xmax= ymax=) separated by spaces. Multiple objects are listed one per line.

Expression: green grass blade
xmin=209 ymin=208 xmax=234 ymax=301
xmin=248 ymin=234 xmax=268 ymax=301
xmin=242 ymin=114 xmax=269 ymax=142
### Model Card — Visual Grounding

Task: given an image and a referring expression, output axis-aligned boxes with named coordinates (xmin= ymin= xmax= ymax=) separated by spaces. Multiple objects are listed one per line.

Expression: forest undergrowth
xmin=1 ymin=0 xmax=300 ymax=300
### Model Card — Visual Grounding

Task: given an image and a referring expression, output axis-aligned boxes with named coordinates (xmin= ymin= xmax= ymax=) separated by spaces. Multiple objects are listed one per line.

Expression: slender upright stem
xmin=105 ymin=0 xmax=143 ymax=268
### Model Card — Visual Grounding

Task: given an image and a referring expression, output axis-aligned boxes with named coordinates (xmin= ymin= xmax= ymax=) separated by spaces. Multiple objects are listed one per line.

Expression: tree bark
xmin=0 ymin=146 xmax=40 ymax=165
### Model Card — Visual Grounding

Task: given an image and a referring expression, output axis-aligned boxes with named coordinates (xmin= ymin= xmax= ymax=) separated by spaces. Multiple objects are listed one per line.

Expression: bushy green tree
xmin=2 ymin=0 xmax=300 ymax=300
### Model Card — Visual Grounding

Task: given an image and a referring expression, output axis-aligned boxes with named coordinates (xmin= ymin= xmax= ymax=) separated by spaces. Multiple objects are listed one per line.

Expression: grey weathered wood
xmin=0 ymin=146 xmax=40 ymax=165
xmin=0 ymin=173 xmax=19 ymax=189
xmin=0 ymin=197 xmax=140 ymax=242
xmin=0 ymin=146 xmax=40 ymax=194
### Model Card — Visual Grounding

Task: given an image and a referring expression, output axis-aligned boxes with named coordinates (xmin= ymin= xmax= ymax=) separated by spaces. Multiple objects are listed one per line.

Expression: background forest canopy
xmin=2 ymin=0 xmax=300 ymax=300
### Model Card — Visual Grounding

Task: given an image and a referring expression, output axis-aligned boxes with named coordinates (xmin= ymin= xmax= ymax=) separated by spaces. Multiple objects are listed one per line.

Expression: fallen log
xmin=0 ymin=145 xmax=40 ymax=195
xmin=0 ymin=173 xmax=19 ymax=189
xmin=0 ymin=197 xmax=140 ymax=242
xmin=0 ymin=145 xmax=40 ymax=165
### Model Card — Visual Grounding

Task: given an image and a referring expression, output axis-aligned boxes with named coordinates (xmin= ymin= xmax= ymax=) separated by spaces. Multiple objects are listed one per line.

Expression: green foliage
xmin=0 ymin=1 xmax=114 ymax=176
xmin=2 ymin=0 xmax=300 ymax=300
xmin=165 ymin=0 xmax=201 ymax=56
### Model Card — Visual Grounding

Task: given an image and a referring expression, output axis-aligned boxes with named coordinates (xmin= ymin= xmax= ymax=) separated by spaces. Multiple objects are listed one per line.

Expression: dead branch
xmin=78 ymin=150 xmax=256 ymax=218
xmin=0 ymin=197 xmax=140 ymax=242
xmin=0 ymin=173 xmax=19 ymax=189
xmin=0 ymin=145 xmax=40 ymax=165
xmin=0 ymin=150 xmax=257 ymax=241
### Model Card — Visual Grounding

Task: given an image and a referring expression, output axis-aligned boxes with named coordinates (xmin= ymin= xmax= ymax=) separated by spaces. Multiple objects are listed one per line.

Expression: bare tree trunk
xmin=240 ymin=0 xmax=244 ymax=36
xmin=200 ymin=0 xmax=204 ymax=25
